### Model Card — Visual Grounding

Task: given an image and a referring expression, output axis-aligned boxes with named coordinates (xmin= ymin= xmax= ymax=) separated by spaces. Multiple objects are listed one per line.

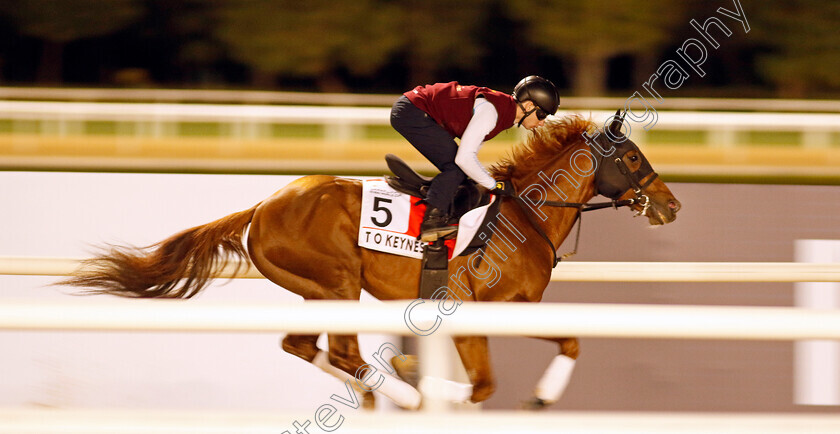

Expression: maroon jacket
xmin=404 ymin=82 xmax=517 ymax=141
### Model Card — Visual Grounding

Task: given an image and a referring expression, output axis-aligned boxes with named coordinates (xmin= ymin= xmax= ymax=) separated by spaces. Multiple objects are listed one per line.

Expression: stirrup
xmin=418 ymin=226 xmax=457 ymax=242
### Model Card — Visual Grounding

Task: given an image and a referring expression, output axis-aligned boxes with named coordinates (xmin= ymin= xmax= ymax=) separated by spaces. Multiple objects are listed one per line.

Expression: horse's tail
xmin=61 ymin=204 xmax=260 ymax=299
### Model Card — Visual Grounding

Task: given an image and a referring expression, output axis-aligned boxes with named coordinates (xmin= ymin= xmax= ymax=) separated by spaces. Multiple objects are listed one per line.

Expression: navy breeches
xmin=390 ymin=95 xmax=465 ymax=212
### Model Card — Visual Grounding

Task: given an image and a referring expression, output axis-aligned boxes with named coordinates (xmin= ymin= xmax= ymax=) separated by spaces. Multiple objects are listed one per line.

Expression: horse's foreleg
xmin=450 ymin=336 xmax=495 ymax=403
xmin=523 ymin=336 xmax=579 ymax=409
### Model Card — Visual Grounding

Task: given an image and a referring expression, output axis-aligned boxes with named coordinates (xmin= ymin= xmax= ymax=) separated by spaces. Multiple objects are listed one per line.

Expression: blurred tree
xmin=752 ymin=1 xmax=840 ymax=97
xmin=397 ymin=0 xmax=486 ymax=86
xmin=143 ymin=0 xmax=226 ymax=85
xmin=506 ymin=0 xmax=686 ymax=96
xmin=212 ymin=0 xmax=403 ymax=91
xmin=0 ymin=0 xmax=144 ymax=83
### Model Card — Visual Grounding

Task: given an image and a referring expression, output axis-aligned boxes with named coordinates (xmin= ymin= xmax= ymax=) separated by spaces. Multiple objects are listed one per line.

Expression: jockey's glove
xmin=491 ymin=180 xmax=515 ymax=196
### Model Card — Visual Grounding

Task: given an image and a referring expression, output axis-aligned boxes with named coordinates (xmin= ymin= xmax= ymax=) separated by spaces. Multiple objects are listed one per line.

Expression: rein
xmin=511 ymin=196 xmax=637 ymax=268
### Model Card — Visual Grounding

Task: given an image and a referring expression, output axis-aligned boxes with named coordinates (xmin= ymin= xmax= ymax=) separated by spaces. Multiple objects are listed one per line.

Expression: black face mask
xmin=588 ymin=111 xmax=658 ymax=200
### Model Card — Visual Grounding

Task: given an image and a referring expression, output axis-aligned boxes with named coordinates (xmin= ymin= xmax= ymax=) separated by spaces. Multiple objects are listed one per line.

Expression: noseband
xmin=610 ymin=153 xmax=659 ymax=218
xmin=589 ymin=133 xmax=659 ymax=218
xmin=505 ymin=130 xmax=659 ymax=268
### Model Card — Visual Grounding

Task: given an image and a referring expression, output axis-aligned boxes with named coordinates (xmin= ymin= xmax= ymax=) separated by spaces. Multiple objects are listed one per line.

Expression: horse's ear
xmin=608 ymin=109 xmax=624 ymax=136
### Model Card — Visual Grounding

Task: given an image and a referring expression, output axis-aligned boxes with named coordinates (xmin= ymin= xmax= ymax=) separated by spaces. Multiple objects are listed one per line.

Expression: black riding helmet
xmin=512 ymin=75 xmax=560 ymax=127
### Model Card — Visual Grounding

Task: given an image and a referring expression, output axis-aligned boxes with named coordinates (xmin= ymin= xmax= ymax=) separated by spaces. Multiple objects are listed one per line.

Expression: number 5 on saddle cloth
xmin=357 ymin=154 xmax=501 ymax=299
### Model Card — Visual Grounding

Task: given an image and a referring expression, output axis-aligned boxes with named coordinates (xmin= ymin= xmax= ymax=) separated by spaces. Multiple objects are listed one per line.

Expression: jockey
xmin=390 ymin=75 xmax=560 ymax=242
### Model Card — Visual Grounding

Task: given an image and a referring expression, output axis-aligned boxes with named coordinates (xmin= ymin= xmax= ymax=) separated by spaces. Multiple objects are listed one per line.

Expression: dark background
xmin=0 ymin=0 xmax=837 ymax=98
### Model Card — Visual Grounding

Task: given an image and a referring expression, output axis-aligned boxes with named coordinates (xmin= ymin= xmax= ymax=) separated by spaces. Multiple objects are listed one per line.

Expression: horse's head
xmin=589 ymin=110 xmax=680 ymax=225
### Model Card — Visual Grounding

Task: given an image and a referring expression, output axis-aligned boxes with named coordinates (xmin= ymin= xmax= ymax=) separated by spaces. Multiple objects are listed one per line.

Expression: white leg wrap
xmin=312 ymin=350 xmax=356 ymax=384
xmin=377 ymin=374 xmax=423 ymax=410
xmin=534 ymin=355 xmax=576 ymax=403
xmin=418 ymin=376 xmax=473 ymax=403
xmin=312 ymin=351 xmax=421 ymax=410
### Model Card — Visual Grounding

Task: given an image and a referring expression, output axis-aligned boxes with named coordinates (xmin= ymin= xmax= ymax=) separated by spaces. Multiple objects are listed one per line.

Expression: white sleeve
xmin=455 ymin=98 xmax=498 ymax=190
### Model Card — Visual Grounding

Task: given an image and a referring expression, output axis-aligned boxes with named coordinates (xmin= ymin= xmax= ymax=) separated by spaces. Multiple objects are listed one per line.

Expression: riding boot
xmin=419 ymin=206 xmax=456 ymax=242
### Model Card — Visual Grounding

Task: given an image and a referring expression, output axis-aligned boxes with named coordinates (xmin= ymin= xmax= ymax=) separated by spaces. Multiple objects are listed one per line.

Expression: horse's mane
xmin=490 ymin=115 xmax=595 ymax=181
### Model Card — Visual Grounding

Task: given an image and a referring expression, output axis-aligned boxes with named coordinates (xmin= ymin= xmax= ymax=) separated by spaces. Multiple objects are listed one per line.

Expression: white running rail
xmin=2 ymin=256 xmax=839 ymax=282
xmin=4 ymin=256 xmax=840 ymax=433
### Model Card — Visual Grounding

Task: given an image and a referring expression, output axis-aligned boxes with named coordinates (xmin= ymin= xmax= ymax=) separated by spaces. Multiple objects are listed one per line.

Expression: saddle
xmin=384 ymin=153 xmax=490 ymax=221
xmin=384 ymin=154 xmax=498 ymax=299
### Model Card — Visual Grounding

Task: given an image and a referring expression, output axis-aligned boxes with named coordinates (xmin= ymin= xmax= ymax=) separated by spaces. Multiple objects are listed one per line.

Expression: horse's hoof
xmin=519 ymin=397 xmax=549 ymax=411
xmin=362 ymin=391 xmax=376 ymax=410
xmin=469 ymin=380 xmax=495 ymax=403
xmin=391 ymin=354 xmax=418 ymax=387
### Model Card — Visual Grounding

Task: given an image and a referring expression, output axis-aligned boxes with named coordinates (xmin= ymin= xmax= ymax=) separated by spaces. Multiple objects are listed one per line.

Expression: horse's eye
xmin=629 ymin=155 xmax=639 ymax=163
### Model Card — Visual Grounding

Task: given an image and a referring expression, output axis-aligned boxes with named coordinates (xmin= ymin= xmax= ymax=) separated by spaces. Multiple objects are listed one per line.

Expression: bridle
xmin=507 ymin=118 xmax=659 ymax=267
xmin=595 ymin=144 xmax=659 ymax=219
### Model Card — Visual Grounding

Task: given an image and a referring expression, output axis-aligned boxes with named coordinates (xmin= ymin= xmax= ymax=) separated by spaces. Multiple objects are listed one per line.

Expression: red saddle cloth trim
xmin=408 ymin=197 xmax=457 ymax=259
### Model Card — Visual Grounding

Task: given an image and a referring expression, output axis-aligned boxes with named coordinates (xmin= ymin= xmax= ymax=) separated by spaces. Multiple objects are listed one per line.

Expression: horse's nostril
xmin=669 ymin=200 xmax=681 ymax=213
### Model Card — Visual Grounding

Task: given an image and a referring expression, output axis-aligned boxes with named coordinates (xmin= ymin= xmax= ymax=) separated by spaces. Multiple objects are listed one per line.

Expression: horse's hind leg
xmin=280 ymin=332 xmax=420 ymax=410
xmin=281 ymin=334 xmax=320 ymax=362
xmin=279 ymin=333 xmax=380 ymax=409
xmin=304 ymin=334 xmax=375 ymax=409
xmin=248 ymin=178 xmax=419 ymax=408
xmin=522 ymin=336 xmax=579 ymax=409
xmin=325 ymin=334 xmax=421 ymax=410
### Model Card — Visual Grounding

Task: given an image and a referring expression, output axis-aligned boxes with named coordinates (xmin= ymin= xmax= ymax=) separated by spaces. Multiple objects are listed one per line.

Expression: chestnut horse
xmin=63 ymin=113 xmax=680 ymax=409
